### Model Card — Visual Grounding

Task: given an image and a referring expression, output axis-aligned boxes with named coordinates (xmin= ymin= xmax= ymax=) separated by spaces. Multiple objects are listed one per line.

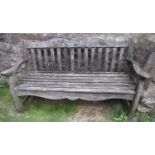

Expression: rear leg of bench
xmin=8 ymin=76 xmax=24 ymax=112
xmin=129 ymin=80 xmax=144 ymax=119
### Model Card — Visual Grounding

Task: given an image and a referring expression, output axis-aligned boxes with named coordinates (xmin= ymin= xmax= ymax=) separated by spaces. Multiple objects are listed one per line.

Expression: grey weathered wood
xmin=91 ymin=48 xmax=96 ymax=71
xmin=77 ymin=48 xmax=81 ymax=71
xmin=26 ymin=38 xmax=129 ymax=48
xmin=127 ymin=58 xmax=150 ymax=79
xmin=50 ymin=48 xmax=55 ymax=70
xmin=57 ymin=48 xmax=62 ymax=71
xmin=129 ymin=79 xmax=144 ymax=118
xmin=9 ymin=76 xmax=23 ymax=111
xmin=1 ymin=38 xmax=150 ymax=118
xmin=37 ymin=49 xmax=43 ymax=70
xmin=117 ymin=48 xmax=125 ymax=71
xmin=63 ymin=48 xmax=68 ymax=71
xmin=16 ymin=90 xmax=134 ymax=102
xmin=30 ymin=49 xmax=37 ymax=71
xmin=70 ymin=48 xmax=74 ymax=72
xmin=97 ymin=48 xmax=102 ymax=71
xmin=44 ymin=49 xmax=49 ymax=70
xmin=105 ymin=48 xmax=110 ymax=71
xmin=84 ymin=48 xmax=88 ymax=71
xmin=110 ymin=48 xmax=117 ymax=71
xmin=1 ymin=60 xmax=27 ymax=76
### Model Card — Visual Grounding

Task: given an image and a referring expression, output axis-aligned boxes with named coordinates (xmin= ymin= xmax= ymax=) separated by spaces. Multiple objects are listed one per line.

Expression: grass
xmin=0 ymin=79 xmax=155 ymax=122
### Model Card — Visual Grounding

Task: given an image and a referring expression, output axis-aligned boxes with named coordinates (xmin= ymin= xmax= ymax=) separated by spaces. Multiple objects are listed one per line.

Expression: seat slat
xmin=20 ymin=77 xmax=133 ymax=83
xmin=15 ymin=86 xmax=135 ymax=94
xmin=17 ymin=81 xmax=134 ymax=87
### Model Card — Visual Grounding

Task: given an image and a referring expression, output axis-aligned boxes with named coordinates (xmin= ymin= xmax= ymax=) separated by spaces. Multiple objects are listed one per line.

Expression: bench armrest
xmin=127 ymin=58 xmax=151 ymax=80
xmin=0 ymin=59 xmax=27 ymax=77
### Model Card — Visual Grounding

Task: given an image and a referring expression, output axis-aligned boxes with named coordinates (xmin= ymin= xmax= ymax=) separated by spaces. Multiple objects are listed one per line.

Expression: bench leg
xmin=129 ymin=80 xmax=144 ymax=118
xmin=8 ymin=76 xmax=23 ymax=112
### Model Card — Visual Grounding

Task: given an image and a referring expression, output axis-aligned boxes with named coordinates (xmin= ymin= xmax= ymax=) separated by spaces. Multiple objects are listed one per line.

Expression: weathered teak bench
xmin=1 ymin=38 xmax=151 ymax=117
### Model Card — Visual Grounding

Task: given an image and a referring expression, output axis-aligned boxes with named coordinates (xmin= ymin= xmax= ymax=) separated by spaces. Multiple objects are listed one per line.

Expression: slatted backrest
xmin=23 ymin=38 xmax=133 ymax=73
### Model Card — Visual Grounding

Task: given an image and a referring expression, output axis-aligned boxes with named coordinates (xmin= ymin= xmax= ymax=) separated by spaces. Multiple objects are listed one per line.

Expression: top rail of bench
xmin=24 ymin=38 xmax=130 ymax=48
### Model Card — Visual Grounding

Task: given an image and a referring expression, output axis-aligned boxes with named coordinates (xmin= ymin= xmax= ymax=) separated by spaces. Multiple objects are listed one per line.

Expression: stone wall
xmin=1 ymin=33 xmax=155 ymax=72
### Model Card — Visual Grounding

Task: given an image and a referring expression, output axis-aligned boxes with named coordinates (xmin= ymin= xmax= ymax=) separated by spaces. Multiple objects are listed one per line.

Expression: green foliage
xmin=1 ymin=84 xmax=155 ymax=122
xmin=113 ymin=113 xmax=128 ymax=122
xmin=0 ymin=80 xmax=9 ymax=88
xmin=137 ymin=113 xmax=152 ymax=122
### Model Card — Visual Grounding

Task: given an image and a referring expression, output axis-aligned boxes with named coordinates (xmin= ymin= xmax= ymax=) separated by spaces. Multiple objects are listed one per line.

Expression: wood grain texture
xmin=3 ymin=38 xmax=149 ymax=117
xmin=30 ymin=49 xmax=37 ymax=71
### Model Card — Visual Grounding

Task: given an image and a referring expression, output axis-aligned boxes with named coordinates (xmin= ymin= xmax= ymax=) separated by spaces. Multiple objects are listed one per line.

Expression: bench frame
xmin=0 ymin=38 xmax=151 ymax=118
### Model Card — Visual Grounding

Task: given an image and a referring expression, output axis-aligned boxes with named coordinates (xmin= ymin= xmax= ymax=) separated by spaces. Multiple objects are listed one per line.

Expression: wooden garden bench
xmin=0 ymin=38 xmax=151 ymax=117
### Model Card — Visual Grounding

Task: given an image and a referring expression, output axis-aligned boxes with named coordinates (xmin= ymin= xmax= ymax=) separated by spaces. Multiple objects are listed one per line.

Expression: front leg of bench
xmin=127 ymin=58 xmax=151 ymax=118
xmin=129 ymin=79 xmax=145 ymax=118
xmin=0 ymin=59 xmax=27 ymax=112
xmin=8 ymin=76 xmax=24 ymax=112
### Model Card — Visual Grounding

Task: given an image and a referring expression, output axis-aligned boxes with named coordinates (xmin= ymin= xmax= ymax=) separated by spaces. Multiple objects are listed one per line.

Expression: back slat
xmin=84 ymin=48 xmax=88 ymax=71
xmin=30 ymin=49 xmax=37 ymax=71
xmin=26 ymin=46 xmax=129 ymax=73
xmin=91 ymin=48 xmax=95 ymax=71
xmin=77 ymin=48 xmax=81 ymax=71
xmin=50 ymin=48 xmax=55 ymax=70
xmin=63 ymin=48 xmax=68 ymax=71
xmin=117 ymin=48 xmax=125 ymax=71
xmin=105 ymin=48 xmax=110 ymax=71
xmin=97 ymin=48 xmax=102 ymax=71
xmin=27 ymin=49 xmax=32 ymax=71
xmin=37 ymin=49 xmax=43 ymax=70
xmin=44 ymin=49 xmax=49 ymax=70
xmin=70 ymin=48 xmax=74 ymax=72
xmin=57 ymin=48 xmax=62 ymax=71
xmin=110 ymin=48 xmax=117 ymax=71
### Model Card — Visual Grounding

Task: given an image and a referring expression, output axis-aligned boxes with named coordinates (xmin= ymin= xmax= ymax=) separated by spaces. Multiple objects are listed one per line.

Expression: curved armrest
xmin=0 ymin=59 xmax=27 ymax=77
xmin=127 ymin=58 xmax=150 ymax=80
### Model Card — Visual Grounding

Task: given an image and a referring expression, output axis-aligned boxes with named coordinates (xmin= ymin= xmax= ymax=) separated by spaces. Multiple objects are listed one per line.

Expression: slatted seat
xmin=0 ymin=38 xmax=151 ymax=117
xmin=15 ymin=72 xmax=136 ymax=95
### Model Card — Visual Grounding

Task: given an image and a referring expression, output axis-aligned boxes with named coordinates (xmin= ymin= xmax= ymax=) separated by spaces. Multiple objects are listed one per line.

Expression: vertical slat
xmin=110 ymin=48 xmax=117 ymax=71
xmin=63 ymin=48 xmax=68 ymax=71
xmin=57 ymin=48 xmax=62 ymax=72
xmin=44 ymin=49 xmax=49 ymax=70
xmin=117 ymin=48 xmax=125 ymax=71
xmin=97 ymin=48 xmax=102 ymax=71
xmin=27 ymin=49 xmax=32 ymax=71
xmin=50 ymin=48 xmax=55 ymax=70
xmin=70 ymin=48 xmax=74 ymax=72
xmin=84 ymin=48 xmax=88 ymax=71
xmin=77 ymin=48 xmax=81 ymax=71
xmin=30 ymin=49 xmax=37 ymax=71
xmin=91 ymin=48 xmax=95 ymax=71
xmin=104 ymin=48 xmax=110 ymax=72
xmin=37 ymin=49 xmax=43 ymax=71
